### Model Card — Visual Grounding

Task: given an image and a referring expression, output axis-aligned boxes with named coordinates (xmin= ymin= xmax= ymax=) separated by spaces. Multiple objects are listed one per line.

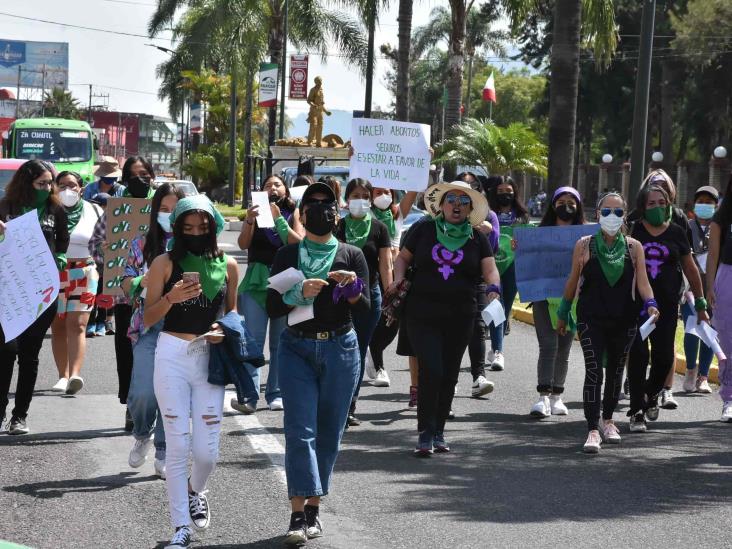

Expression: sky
xmin=0 ymin=0 xmax=461 ymax=125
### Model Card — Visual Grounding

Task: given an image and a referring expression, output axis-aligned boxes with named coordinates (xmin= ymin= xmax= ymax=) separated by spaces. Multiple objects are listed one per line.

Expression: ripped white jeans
xmin=154 ymin=332 xmax=225 ymax=528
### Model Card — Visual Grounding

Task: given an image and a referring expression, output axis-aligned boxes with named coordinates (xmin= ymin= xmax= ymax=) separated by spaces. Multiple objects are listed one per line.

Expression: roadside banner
xmin=349 ymin=118 xmax=431 ymax=192
xmin=289 ymin=55 xmax=308 ymax=100
xmin=0 ymin=212 xmax=60 ymax=342
xmin=103 ymin=198 xmax=151 ymax=296
xmin=514 ymin=224 xmax=598 ymax=302
xmin=258 ymin=63 xmax=278 ymax=108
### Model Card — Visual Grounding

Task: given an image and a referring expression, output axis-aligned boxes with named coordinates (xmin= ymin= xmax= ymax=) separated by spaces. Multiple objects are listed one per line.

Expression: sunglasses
xmin=600 ymin=208 xmax=625 ymax=217
xmin=445 ymin=193 xmax=471 ymax=207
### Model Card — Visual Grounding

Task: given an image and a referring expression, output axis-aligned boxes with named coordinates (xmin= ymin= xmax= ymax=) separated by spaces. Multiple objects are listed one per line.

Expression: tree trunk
xmin=659 ymin=60 xmax=675 ymax=167
xmin=243 ymin=67 xmax=255 ymax=207
xmin=546 ymin=0 xmax=581 ymax=194
xmin=364 ymin=0 xmax=376 ymax=118
xmin=267 ymin=9 xmax=284 ymax=167
xmin=395 ymin=0 xmax=413 ymax=121
xmin=464 ymin=55 xmax=473 ymax=119
xmin=445 ymin=0 xmax=466 ymax=132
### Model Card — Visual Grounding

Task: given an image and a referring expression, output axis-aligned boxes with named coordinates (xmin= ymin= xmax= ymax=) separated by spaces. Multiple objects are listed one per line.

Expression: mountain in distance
xmin=287 ymin=109 xmax=353 ymax=141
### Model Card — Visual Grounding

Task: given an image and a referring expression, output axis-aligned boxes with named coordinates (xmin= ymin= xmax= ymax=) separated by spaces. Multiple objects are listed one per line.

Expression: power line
xmin=69 ymin=83 xmax=158 ymax=96
xmin=97 ymin=0 xmax=158 ymax=6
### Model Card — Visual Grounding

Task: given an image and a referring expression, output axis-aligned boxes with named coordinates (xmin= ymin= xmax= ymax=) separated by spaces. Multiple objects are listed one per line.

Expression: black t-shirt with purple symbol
xmin=631 ymin=221 xmax=691 ymax=306
xmin=403 ymin=219 xmax=493 ymax=319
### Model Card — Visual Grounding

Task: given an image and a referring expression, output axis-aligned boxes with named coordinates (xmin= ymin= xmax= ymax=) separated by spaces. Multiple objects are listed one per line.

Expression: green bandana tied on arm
xmin=594 ymin=231 xmax=626 ymax=287
xmin=434 ymin=215 xmax=472 ymax=252
xmin=549 ymin=297 xmax=577 ymax=332
xmin=372 ymin=206 xmax=396 ymax=239
xmin=238 ymin=262 xmax=270 ymax=308
xmin=178 ymin=252 xmax=228 ymax=300
xmin=344 ymin=213 xmax=371 ymax=249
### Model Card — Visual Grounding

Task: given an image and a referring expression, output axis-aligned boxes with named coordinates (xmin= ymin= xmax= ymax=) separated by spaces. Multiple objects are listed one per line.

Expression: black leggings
xmin=114 ymin=303 xmax=134 ymax=404
xmin=468 ymin=288 xmax=488 ymax=380
xmin=406 ymin=310 xmax=473 ymax=435
xmin=577 ymin=320 xmax=637 ymax=430
xmin=0 ymin=301 xmax=57 ymax=419
xmin=369 ymin=313 xmax=399 ymax=371
xmin=627 ymin=302 xmax=677 ymax=414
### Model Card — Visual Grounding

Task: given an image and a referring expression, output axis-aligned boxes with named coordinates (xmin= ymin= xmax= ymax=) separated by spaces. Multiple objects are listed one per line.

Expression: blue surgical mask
xmin=694 ymin=203 xmax=716 ymax=220
xmin=158 ymin=212 xmax=172 ymax=233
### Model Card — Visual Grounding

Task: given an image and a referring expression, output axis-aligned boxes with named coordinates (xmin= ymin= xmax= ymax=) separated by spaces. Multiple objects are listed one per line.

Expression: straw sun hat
xmin=423 ymin=180 xmax=489 ymax=227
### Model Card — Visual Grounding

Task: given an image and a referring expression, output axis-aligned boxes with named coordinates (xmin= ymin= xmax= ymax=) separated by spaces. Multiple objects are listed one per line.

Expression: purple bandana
xmin=263 ymin=207 xmax=293 ymax=246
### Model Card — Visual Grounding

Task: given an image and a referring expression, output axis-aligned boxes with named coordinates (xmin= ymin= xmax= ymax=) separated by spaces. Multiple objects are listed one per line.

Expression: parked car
xmin=280 ymin=165 xmax=350 ymax=188
xmin=155 ymin=179 xmax=199 ymax=196
xmin=0 ymin=159 xmax=28 ymax=198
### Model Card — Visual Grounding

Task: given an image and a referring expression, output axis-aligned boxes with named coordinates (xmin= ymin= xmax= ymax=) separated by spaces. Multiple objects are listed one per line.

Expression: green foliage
xmin=42 ymin=88 xmax=81 ymax=119
xmin=435 ymin=118 xmax=547 ymax=177
xmin=671 ymin=0 xmax=732 ymax=64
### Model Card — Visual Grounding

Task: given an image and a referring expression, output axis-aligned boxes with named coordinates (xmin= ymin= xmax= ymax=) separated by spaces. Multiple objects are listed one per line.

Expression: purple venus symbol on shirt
xmin=643 ymin=242 xmax=669 ymax=279
xmin=432 ymin=244 xmax=464 ymax=280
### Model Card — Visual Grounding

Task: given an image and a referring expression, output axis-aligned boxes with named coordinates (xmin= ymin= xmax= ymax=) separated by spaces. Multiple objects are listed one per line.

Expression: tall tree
xmin=395 ymin=0 xmax=413 ymax=120
xmin=43 ymin=88 xmax=81 ymax=119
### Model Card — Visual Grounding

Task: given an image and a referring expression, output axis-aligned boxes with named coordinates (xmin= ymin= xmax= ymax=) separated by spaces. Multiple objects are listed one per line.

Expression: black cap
xmin=301 ymin=182 xmax=337 ymax=205
xmin=694 ymin=185 xmax=720 ymax=202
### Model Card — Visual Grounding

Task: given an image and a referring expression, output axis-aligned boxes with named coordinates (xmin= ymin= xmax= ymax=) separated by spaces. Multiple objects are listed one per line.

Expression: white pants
xmin=154 ymin=332 xmax=225 ymax=528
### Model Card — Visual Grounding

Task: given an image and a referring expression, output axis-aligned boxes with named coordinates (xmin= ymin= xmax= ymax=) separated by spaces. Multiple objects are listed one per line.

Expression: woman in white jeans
xmin=143 ymin=196 xmax=238 ymax=549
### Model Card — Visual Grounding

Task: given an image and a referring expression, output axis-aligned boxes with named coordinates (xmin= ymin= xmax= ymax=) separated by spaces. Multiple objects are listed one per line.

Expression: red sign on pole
xmin=289 ymin=55 xmax=308 ymax=100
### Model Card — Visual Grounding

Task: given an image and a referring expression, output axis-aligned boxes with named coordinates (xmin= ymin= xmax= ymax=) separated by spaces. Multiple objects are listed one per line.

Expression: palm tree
xmin=435 ymin=118 xmax=547 ymax=177
xmin=42 ymin=88 xmax=81 ymax=119
xmin=395 ymin=0 xmax=413 ymax=121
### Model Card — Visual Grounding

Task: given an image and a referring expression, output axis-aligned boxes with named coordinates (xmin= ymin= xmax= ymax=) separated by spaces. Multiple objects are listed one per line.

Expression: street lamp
xmin=651 ymin=151 xmax=663 ymax=163
xmin=602 ymin=154 xmax=613 ymax=164
xmin=714 ymin=146 xmax=727 ymax=159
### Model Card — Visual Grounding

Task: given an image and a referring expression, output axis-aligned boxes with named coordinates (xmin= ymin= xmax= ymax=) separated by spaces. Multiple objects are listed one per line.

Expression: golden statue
xmin=306 ymin=76 xmax=331 ymax=147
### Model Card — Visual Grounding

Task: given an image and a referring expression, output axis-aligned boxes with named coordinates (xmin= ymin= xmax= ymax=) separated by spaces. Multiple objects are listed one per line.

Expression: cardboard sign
xmin=103 ymin=197 xmax=151 ymax=296
xmin=349 ymin=118 xmax=431 ymax=192
xmin=0 ymin=212 xmax=60 ymax=342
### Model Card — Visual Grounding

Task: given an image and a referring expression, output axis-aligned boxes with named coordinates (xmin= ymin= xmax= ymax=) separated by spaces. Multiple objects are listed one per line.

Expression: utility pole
xmin=40 ymin=65 xmax=46 ymax=117
xmin=628 ymin=0 xmax=657 ymax=201
xmin=88 ymin=84 xmax=93 ymax=123
xmin=278 ymin=0 xmax=288 ymax=139
xmin=228 ymin=69 xmax=237 ymax=206
xmin=15 ymin=66 xmax=21 ymax=118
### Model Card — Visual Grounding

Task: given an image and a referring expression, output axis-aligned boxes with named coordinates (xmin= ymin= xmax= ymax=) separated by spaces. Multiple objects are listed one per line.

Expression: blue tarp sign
xmin=514 ymin=223 xmax=599 ymax=303
xmin=0 ymin=41 xmax=25 ymax=68
xmin=0 ymin=40 xmax=68 ymax=88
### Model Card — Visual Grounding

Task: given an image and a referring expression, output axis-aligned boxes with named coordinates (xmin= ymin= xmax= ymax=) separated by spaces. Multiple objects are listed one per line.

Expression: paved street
xmin=2 ymin=232 xmax=732 ymax=549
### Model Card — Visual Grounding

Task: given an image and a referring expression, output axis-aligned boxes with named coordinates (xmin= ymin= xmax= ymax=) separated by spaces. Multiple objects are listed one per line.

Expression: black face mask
xmin=126 ymin=176 xmax=151 ymax=198
xmin=497 ymin=193 xmax=514 ymax=207
xmin=555 ymin=204 xmax=577 ymax=222
xmin=268 ymin=193 xmax=280 ymax=203
xmin=181 ymin=233 xmax=209 ymax=256
xmin=304 ymin=202 xmax=337 ymax=236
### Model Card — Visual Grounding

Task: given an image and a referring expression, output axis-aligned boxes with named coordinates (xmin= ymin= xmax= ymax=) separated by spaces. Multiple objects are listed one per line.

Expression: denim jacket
xmin=208 ymin=311 xmax=265 ymax=403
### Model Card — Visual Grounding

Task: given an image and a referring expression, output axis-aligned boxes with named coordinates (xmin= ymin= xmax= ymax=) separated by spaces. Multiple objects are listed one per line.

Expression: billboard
xmin=0 ymin=40 xmax=69 ymax=89
xmin=289 ymin=55 xmax=308 ymax=100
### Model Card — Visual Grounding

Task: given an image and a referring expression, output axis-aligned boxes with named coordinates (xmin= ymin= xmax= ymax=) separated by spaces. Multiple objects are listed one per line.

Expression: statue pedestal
xmin=269 ymin=145 xmax=349 ymax=176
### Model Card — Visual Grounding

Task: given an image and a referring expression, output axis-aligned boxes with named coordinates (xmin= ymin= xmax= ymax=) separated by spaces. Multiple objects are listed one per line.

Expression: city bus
xmin=2 ymin=118 xmax=96 ymax=183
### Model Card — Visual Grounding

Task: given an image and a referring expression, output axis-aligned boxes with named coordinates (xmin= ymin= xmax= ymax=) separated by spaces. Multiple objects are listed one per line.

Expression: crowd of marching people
xmin=1 ymin=153 xmax=732 ymax=548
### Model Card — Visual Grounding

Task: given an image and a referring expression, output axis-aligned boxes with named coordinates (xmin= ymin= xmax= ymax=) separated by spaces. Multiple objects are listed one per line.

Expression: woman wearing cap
xmin=393 ymin=181 xmax=500 ymax=456
xmin=529 ymin=186 xmax=586 ymax=419
xmin=0 ymin=160 xmax=68 ymax=435
xmin=682 ymin=185 xmax=719 ymax=394
xmin=335 ymin=178 xmax=393 ymax=425
xmin=50 ymin=171 xmax=105 ymax=396
xmin=236 ymin=174 xmax=302 ymax=414
xmin=627 ymin=184 xmax=707 ymax=433
xmin=705 ymin=175 xmax=732 ymax=422
xmin=143 ymin=195 xmax=238 ymax=548
xmin=266 ymin=182 xmax=369 ymax=544
xmin=557 ymin=193 xmax=658 ymax=453
xmin=83 ymin=157 xmax=124 ymax=200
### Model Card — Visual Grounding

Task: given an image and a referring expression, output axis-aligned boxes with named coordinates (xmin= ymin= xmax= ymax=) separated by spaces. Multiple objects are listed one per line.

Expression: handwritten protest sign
xmin=0 ymin=212 xmax=60 ymax=342
xmin=350 ymin=118 xmax=431 ymax=192
xmin=514 ymin=224 xmax=598 ymax=302
xmin=104 ymin=197 xmax=151 ymax=296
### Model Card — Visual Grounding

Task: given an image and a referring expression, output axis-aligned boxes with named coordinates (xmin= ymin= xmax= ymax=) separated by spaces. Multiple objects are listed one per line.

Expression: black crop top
xmin=162 ymin=262 xmax=227 ymax=335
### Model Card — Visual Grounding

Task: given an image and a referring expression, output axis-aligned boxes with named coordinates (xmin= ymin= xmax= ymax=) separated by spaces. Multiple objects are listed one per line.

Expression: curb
xmin=511 ymin=305 xmax=720 ymax=385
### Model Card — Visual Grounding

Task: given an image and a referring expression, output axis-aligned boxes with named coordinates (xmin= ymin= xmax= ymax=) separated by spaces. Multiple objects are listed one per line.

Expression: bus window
xmin=16 ymin=129 xmax=92 ymax=163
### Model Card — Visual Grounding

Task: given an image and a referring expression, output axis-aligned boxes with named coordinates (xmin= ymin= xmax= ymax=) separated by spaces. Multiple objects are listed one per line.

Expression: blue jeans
xmin=351 ymin=284 xmax=382 ymax=402
xmin=128 ymin=321 xmax=165 ymax=459
xmin=682 ymin=303 xmax=713 ymax=377
xmin=279 ymin=328 xmax=360 ymax=497
xmin=239 ymin=292 xmax=287 ymax=405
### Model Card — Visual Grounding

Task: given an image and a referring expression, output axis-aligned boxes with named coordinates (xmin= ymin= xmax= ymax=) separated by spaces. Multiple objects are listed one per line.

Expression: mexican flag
xmin=483 ymin=72 xmax=497 ymax=103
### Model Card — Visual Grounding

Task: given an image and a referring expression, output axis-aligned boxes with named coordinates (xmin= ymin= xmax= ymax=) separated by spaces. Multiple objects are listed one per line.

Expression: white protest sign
xmin=350 ymin=118 xmax=431 ymax=192
xmin=0 ymin=211 xmax=60 ymax=342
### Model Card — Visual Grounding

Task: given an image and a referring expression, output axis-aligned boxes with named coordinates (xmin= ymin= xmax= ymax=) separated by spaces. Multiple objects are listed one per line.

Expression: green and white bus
xmin=2 ymin=118 xmax=96 ymax=183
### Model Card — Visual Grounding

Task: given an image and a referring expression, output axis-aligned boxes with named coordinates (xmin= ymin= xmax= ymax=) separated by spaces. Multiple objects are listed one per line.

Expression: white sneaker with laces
xmin=269 ymin=398 xmax=284 ymax=411
xmin=629 ymin=413 xmax=647 ymax=432
xmin=530 ymin=395 xmax=551 ymax=418
xmin=490 ymin=351 xmax=505 ymax=371
xmin=660 ymin=388 xmax=678 ymax=410
xmin=164 ymin=526 xmax=192 ymax=548
xmin=602 ymin=421 xmax=621 ymax=443
xmin=372 ymin=369 xmax=391 ymax=387
xmin=188 ymin=491 xmax=210 ymax=529
xmin=364 ymin=348 xmax=376 ymax=380
xmin=683 ymin=369 xmax=698 ymax=393
xmin=128 ymin=436 xmax=154 ymax=468
xmin=65 ymin=375 xmax=84 ymax=395
xmin=697 ymin=376 xmax=713 ymax=394
xmin=471 ymin=375 xmax=494 ymax=398
xmin=721 ymin=402 xmax=732 ymax=423
xmin=52 ymin=378 xmax=68 ymax=392
xmin=154 ymin=457 xmax=166 ymax=479
xmin=583 ymin=430 xmax=602 ymax=453
xmin=549 ymin=395 xmax=568 ymax=415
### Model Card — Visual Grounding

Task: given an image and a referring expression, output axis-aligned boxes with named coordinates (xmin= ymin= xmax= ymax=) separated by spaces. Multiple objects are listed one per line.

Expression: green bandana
xmin=298 ymin=236 xmax=338 ymax=280
xmin=594 ymin=231 xmax=626 ymax=287
xmin=22 ymin=189 xmax=50 ymax=221
xmin=372 ymin=206 xmax=396 ymax=239
xmin=178 ymin=252 xmax=228 ymax=301
xmin=65 ymin=200 xmax=84 ymax=233
xmin=344 ymin=213 xmax=372 ymax=249
xmin=238 ymin=261 xmax=270 ymax=308
xmin=434 ymin=215 xmax=472 ymax=252
xmin=644 ymin=205 xmax=671 ymax=227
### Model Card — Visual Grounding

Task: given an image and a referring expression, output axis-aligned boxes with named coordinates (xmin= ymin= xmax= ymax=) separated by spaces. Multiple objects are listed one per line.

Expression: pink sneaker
xmin=602 ymin=421 xmax=621 ymax=444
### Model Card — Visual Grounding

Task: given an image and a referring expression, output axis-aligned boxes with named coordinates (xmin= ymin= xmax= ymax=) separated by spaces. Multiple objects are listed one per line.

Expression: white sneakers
xmin=128 ymin=436 xmax=154 ymax=468
xmin=269 ymin=398 xmax=284 ymax=411
xmin=683 ymin=369 xmax=698 ymax=392
xmin=549 ymin=395 xmax=568 ymax=415
xmin=629 ymin=413 xmax=647 ymax=432
xmin=602 ymin=421 xmax=621 ymax=444
xmin=154 ymin=457 xmax=166 ymax=479
xmin=530 ymin=395 xmax=551 ymax=418
xmin=721 ymin=402 xmax=732 ymax=423
xmin=583 ymin=430 xmax=602 ymax=453
xmin=660 ymin=389 xmax=678 ymax=410
xmin=364 ymin=348 xmax=377 ymax=380
xmin=51 ymin=378 xmax=68 ymax=392
xmin=471 ymin=376 xmax=494 ymax=398
xmin=372 ymin=369 xmax=391 ymax=387
xmin=66 ymin=376 xmax=84 ymax=395
xmin=490 ymin=351 xmax=505 ymax=371
xmin=697 ymin=376 xmax=713 ymax=394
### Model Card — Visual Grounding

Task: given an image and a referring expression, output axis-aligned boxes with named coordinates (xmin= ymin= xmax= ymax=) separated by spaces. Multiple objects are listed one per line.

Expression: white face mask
xmin=599 ymin=213 xmax=624 ymax=236
xmin=59 ymin=188 xmax=80 ymax=208
xmin=348 ymin=199 xmax=371 ymax=218
xmin=158 ymin=212 xmax=172 ymax=233
xmin=373 ymin=193 xmax=393 ymax=210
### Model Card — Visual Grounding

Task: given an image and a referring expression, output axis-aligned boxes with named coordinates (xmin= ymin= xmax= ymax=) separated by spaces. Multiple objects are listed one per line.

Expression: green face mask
xmin=644 ymin=205 xmax=670 ymax=227
xmin=34 ymin=189 xmax=50 ymax=208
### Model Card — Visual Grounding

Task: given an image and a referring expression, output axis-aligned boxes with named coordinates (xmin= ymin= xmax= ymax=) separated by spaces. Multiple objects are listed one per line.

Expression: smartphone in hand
xmin=182 ymin=272 xmax=200 ymax=286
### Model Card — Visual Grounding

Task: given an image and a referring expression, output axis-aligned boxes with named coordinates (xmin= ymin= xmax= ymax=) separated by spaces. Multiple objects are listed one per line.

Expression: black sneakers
xmin=284 ymin=512 xmax=308 ymax=545
xmin=188 ymin=491 xmax=210 ymax=529
xmin=164 ymin=526 xmax=192 ymax=548
xmin=304 ymin=505 xmax=323 ymax=539
xmin=8 ymin=416 xmax=29 ymax=435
